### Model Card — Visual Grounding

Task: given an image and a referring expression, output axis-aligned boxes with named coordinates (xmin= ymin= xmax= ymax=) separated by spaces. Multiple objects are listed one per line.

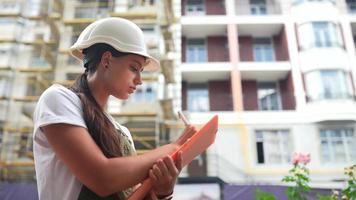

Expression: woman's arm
xmin=42 ymin=123 xmax=196 ymax=197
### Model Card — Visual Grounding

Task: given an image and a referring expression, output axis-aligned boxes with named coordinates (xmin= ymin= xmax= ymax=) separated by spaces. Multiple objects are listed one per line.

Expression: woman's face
xmin=103 ymin=53 xmax=145 ymax=100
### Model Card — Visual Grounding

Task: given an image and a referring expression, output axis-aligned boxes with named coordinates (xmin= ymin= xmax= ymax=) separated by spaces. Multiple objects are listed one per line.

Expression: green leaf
xmin=255 ymin=188 xmax=277 ymax=200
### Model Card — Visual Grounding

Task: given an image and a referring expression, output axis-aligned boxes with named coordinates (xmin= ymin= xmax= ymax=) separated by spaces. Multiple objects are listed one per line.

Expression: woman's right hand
xmin=173 ymin=125 xmax=197 ymax=146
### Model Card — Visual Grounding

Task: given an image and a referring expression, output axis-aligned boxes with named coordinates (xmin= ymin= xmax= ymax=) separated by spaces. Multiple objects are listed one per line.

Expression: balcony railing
xmin=235 ymin=3 xmax=282 ymax=15
xmin=306 ymin=92 xmax=355 ymax=102
xmin=242 ymin=92 xmax=296 ymax=111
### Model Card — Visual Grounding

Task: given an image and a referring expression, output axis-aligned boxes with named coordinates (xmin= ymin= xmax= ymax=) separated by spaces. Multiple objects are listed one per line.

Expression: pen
xmin=178 ymin=111 xmax=191 ymax=126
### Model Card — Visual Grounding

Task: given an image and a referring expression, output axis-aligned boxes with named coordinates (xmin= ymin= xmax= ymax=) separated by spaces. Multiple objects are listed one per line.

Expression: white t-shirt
xmin=33 ymin=84 xmax=134 ymax=200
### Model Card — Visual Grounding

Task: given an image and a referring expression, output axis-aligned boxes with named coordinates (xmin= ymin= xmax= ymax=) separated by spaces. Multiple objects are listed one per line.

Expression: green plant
xmin=317 ymin=190 xmax=339 ymax=200
xmin=282 ymin=153 xmax=311 ymax=200
xmin=342 ymin=165 xmax=356 ymax=200
xmin=255 ymin=188 xmax=276 ymax=200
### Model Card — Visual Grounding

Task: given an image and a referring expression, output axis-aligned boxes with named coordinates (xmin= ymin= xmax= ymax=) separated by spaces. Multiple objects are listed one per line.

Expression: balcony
xmin=0 ymin=1 xmax=21 ymax=17
xmin=291 ymin=0 xmax=338 ymax=21
xmin=235 ymin=1 xmax=282 ymax=16
xmin=182 ymin=0 xmax=226 ymax=16
xmin=182 ymin=25 xmax=229 ymax=64
xmin=239 ymin=62 xmax=291 ymax=81
xmin=241 ymin=78 xmax=296 ymax=111
xmin=181 ymin=80 xmax=233 ymax=112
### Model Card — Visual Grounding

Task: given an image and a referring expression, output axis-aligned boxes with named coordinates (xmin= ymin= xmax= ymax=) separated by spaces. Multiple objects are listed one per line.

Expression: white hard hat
xmin=69 ymin=17 xmax=160 ymax=71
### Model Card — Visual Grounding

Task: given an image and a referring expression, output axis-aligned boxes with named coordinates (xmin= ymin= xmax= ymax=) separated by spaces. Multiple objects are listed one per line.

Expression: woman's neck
xmin=87 ymin=74 xmax=109 ymax=109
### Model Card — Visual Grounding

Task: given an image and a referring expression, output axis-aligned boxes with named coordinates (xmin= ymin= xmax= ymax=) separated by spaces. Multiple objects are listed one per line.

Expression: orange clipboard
xmin=127 ymin=115 xmax=219 ymax=200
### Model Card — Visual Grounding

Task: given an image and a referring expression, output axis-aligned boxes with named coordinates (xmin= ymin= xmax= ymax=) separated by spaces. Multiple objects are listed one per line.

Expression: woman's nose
xmin=134 ymin=73 xmax=142 ymax=85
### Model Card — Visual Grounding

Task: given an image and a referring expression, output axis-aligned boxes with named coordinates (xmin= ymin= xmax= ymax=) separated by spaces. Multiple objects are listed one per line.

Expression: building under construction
xmin=0 ymin=0 xmax=356 ymax=199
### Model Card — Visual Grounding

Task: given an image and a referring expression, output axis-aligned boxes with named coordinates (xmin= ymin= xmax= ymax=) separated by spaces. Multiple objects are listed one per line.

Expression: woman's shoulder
xmin=41 ymin=84 xmax=75 ymax=98
xmin=39 ymin=84 xmax=78 ymax=102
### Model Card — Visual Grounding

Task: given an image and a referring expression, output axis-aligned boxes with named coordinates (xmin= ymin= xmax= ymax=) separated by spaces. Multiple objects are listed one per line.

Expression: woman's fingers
xmin=163 ymin=156 xmax=179 ymax=177
xmin=176 ymin=151 xmax=183 ymax=172
xmin=175 ymin=125 xmax=198 ymax=146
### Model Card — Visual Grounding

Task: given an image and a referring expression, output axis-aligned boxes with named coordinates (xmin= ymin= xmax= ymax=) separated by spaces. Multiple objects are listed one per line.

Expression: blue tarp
xmin=0 ymin=182 xmax=38 ymax=200
xmin=0 ymin=182 xmax=336 ymax=200
xmin=223 ymin=184 xmax=333 ymax=200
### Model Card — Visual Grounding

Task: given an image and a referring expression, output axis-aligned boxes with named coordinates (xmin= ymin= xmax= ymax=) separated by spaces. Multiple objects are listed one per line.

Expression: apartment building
xmin=0 ymin=0 xmax=355 ymax=196
xmin=178 ymin=0 xmax=356 ymax=189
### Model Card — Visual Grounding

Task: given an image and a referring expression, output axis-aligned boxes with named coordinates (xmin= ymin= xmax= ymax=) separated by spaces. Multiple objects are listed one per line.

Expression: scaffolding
xmin=0 ymin=0 xmax=180 ymax=182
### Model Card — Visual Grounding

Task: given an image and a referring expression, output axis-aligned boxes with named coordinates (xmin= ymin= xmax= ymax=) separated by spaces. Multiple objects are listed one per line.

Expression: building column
xmin=226 ymin=0 xmax=243 ymax=111
xmin=285 ymin=19 xmax=306 ymax=110
xmin=340 ymin=17 xmax=356 ymax=94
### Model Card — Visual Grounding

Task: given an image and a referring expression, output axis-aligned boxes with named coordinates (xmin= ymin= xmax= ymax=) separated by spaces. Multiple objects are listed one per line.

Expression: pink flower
xmin=292 ymin=152 xmax=311 ymax=165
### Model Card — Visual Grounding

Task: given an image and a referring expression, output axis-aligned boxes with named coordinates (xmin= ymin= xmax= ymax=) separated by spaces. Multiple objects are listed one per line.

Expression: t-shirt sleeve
xmin=33 ymin=86 xmax=87 ymax=131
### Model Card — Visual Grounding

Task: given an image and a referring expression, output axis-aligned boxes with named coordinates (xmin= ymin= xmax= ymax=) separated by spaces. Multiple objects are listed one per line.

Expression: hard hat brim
xmin=69 ymin=39 xmax=160 ymax=72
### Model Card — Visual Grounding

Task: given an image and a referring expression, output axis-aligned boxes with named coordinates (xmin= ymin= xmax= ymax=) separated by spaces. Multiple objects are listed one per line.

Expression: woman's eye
xmin=130 ymin=66 xmax=138 ymax=72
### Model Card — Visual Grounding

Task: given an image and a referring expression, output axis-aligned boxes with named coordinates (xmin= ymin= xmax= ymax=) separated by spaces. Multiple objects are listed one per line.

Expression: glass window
xmin=305 ymin=70 xmax=353 ymax=101
xmin=320 ymin=128 xmax=356 ymax=163
xmin=187 ymin=39 xmax=207 ymax=63
xmin=30 ymin=49 xmax=47 ymax=67
xmin=187 ymin=83 xmax=209 ymax=112
xmin=186 ymin=0 xmax=205 ymax=15
xmin=253 ymin=38 xmax=274 ymax=61
xmin=258 ymin=82 xmax=280 ymax=110
xmin=0 ymin=1 xmax=20 ymax=12
xmin=298 ymin=22 xmax=343 ymax=50
xmin=129 ymin=83 xmax=157 ymax=103
xmin=250 ymin=0 xmax=267 ymax=15
xmin=255 ymin=130 xmax=291 ymax=164
xmin=313 ymin=22 xmax=342 ymax=48
xmin=347 ymin=0 xmax=356 ymax=13
xmin=0 ymin=78 xmax=10 ymax=97
xmin=293 ymin=0 xmax=335 ymax=5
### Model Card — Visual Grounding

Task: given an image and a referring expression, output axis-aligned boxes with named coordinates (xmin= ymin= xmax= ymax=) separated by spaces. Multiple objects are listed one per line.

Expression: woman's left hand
xmin=149 ymin=151 xmax=183 ymax=198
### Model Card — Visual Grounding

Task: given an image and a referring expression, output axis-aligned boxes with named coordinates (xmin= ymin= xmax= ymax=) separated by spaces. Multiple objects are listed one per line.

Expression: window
xmin=347 ymin=0 xmax=356 ymax=13
xmin=0 ymin=78 xmax=10 ymax=97
xmin=258 ymin=82 xmax=280 ymax=110
xmin=255 ymin=130 xmax=291 ymax=164
xmin=313 ymin=22 xmax=340 ymax=47
xmin=30 ymin=48 xmax=48 ymax=67
xmin=186 ymin=0 xmax=204 ymax=15
xmin=187 ymin=83 xmax=209 ymax=112
xmin=293 ymin=0 xmax=335 ymax=5
xmin=305 ymin=70 xmax=353 ymax=101
xmin=298 ymin=22 xmax=343 ymax=50
xmin=320 ymin=128 xmax=356 ymax=163
xmin=186 ymin=39 xmax=207 ymax=63
xmin=129 ymin=83 xmax=157 ymax=103
xmin=253 ymin=38 xmax=274 ymax=61
xmin=250 ymin=0 xmax=267 ymax=15
xmin=0 ymin=1 xmax=20 ymax=12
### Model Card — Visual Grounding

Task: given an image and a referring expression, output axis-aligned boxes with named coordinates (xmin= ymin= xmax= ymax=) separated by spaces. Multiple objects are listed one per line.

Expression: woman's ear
xmin=100 ymin=51 xmax=112 ymax=68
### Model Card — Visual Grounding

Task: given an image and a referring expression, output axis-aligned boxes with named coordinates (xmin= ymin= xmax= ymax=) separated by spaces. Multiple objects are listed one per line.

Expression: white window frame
xmin=257 ymin=81 xmax=282 ymax=111
xmin=298 ymin=22 xmax=343 ymax=50
xmin=253 ymin=37 xmax=275 ymax=62
xmin=186 ymin=38 xmax=207 ymax=63
xmin=186 ymin=0 xmax=205 ymax=15
xmin=305 ymin=70 xmax=353 ymax=101
xmin=187 ymin=82 xmax=210 ymax=112
xmin=255 ymin=129 xmax=292 ymax=165
xmin=250 ymin=0 xmax=267 ymax=15
xmin=129 ymin=82 xmax=157 ymax=103
xmin=319 ymin=126 xmax=356 ymax=164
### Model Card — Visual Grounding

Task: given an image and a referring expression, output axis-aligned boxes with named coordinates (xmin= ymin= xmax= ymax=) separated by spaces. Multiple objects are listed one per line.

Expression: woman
xmin=32 ymin=17 xmax=196 ymax=200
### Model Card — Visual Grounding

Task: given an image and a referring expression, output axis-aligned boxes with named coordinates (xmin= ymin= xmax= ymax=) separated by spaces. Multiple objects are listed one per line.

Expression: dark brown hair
xmin=70 ymin=43 xmax=130 ymax=158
